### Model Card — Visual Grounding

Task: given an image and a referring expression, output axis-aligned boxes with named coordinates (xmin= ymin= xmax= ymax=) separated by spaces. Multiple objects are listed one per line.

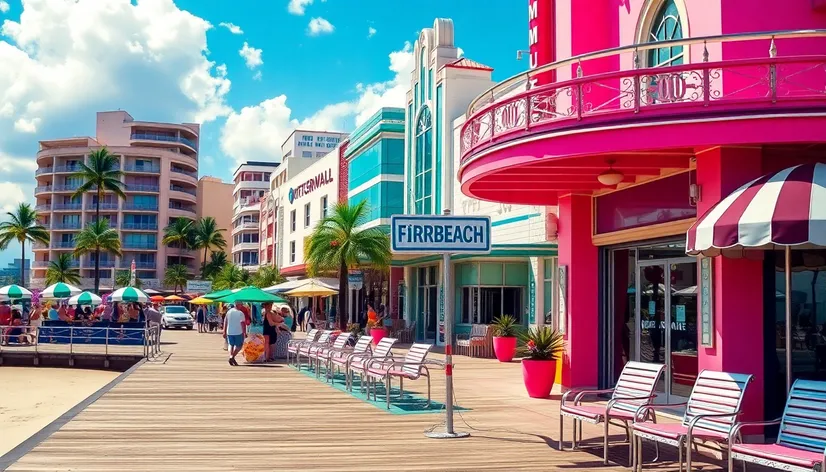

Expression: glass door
xmin=637 ymin=261 xmax=668 ymax=399
xmin=426 ymin=287 xmax=438 ymax=341
xmin=669 ymin=260 xmax=699 ymax=400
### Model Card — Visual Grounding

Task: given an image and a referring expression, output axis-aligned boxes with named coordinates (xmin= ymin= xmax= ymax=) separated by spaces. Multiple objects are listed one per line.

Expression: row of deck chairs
xmin=285 ymin=329 xmax=437 ymax=410
xmin=559 ymin=361 xmax=826 ymax=472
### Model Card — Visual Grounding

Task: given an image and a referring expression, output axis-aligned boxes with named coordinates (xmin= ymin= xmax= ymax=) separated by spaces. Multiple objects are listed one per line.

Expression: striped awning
xmin=686 ymin=163 xmax=826 ymax=256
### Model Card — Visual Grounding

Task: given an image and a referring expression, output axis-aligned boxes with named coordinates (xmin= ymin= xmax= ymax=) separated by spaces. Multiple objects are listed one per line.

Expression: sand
xmin=0 ymin=367 xmax=119 ymax=457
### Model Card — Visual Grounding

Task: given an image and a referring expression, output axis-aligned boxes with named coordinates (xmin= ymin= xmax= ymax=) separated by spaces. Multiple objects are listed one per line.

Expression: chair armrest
xmin=606 ymin=394 xmax=657 ymax=410
xmin=729 ymin=418 xmax=782 ymax=443
xmin=686 ymin=411 xmax=741 ymax=439
xmin=561 ymin=388 xmax=614 ymax=406
xmin=633 ymin=402 xmax=688 ymax=422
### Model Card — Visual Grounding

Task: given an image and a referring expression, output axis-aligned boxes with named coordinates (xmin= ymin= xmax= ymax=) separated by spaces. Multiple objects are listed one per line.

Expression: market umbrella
xmin=150 ymin=295 xmax=165 ymax=302
xmin=69 ymin=291 xmax=103 ymax=306
xmin=110 ymin=286 xmax=150 ymax=303
xmin=215 ymin=286 xmax=286 ymax=304
xmin=0 ymin=284 xmax=32 ymax=300
xmin=189 ymin=297 xmax=214 ymax=305
xmin=204 ymin=289 xmax=234 ymax=300
xmin=41 ymin=282 xmax=82 ymax=299
xmin=143 ymin=288 xmax=162 ymax=295
xmin=165 ymin=294 xmax=185 ymax=301
xmin=284 ymin=280 xmax=339 ymax=297
xmin=686 ymin=162 xmax=826 ymax=393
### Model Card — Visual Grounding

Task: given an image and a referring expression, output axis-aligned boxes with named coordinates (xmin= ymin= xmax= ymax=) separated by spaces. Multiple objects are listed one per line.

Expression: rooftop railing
xmin=460 ymin=29 xmax=826 ymax=164
xmin=131 ymin=133 xmax=198 ymax=150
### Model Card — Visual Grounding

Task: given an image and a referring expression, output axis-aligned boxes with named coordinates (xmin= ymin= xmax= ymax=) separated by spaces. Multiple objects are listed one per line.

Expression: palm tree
xmin=305 ymin=201 xmax=391 ymax=329
xmin=163 ymin=218 xmax=195 ymax=265
xmin=115 ymin=270 xmax=142 ymax=289
xmin=212 ymin=264 xmax=251 ymax=290
xmin=251 ymin=265 xmax=285 ymax=288
xmin=204 ymin=251 xmax=228 ymax=279
xmin=45 ymin=254 xmax=81 ymax=285
xmin=0 ymin=203 xmax=50 ymax=285
xmin=164 ymin=264 xmax=189 ymax=293
xmin=194 ymin=217 xmax=227 ymax=277
xmin=72 ymin=147 xmax=126 ymax=290
xmin=74 ymin=219 xmax=122 ymax=292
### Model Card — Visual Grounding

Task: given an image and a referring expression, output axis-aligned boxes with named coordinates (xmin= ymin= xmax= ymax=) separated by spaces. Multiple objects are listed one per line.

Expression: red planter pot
xmin=521 ymin=359 xmax=557 ymax=398
xmin=492 ymin=336 xmax=517 ymax=362
xmin=370 ymin=327 xmax=387 ymax=344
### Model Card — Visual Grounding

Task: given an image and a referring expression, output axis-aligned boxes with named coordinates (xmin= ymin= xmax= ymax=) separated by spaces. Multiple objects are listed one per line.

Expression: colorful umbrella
xmin=41 ymin=282 xmax=82 ymax=299
xmin=189 ymin=297 xmax=214 ymax=305
xmin=215 ymin=286 xmax=286 ymax=304
xmin=0 ymin=284 xmax=32 ymax=300
xmin=284 ymin=280 xmax=339 ymax=297
xmin=110 ymin=286 xmax=149 ymax=303
xmin=68 ymin=291 xmax=103 ymax=306
xmin=165 ymin=294 xmax=185 ymax=301
xmin=150 ymin=295 xmax=165 ymax=302
xmin=204 ymin=289 xmax=234 ymax=300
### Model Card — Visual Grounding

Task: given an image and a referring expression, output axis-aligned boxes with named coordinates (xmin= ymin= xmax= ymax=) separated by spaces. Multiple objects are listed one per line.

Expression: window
xmin=321 ymin=196 xmax=328 ymax=218
xmin=301 ymin=151 xmax=312 ymax=158
xmin=414 ymin=107 xmax=433 ymax=215
xmin=647 ymin=0 xmax=683 ymax=67
xmin=543 ymin=258 xmax=556 ymax=326
xmin=290 ymin=210 xmax=296 ymax=232
xmin=304 ymin=202 xmax=311 ymax=227
xmin=315 ymin=152 xmax=325 ymax=157
xmin=289 ymin=241 xmax=296 ymax=263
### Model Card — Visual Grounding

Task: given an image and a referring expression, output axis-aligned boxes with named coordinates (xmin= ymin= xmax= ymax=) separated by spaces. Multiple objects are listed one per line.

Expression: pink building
xmin=459 ymin=0 xmax=826 ymax=424
xmin=33 ymin=110 xmax=200 ymax=290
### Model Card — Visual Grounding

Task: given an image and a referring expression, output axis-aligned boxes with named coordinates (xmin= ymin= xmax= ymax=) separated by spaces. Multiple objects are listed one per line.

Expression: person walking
xmin=262 ymin=302 xmax=278 ymax=362
xmin=145 ymin=302 xmax=162 ymax=345
xmin=196 ymin=305 xmax=206 ymax=333
xmin=223 ymin=301 xmax=246 ymax=366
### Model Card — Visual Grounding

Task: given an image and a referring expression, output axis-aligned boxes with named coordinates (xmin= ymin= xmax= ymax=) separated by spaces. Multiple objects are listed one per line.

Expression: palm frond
xmin=74 ymin=219 xmax=123 ymax=257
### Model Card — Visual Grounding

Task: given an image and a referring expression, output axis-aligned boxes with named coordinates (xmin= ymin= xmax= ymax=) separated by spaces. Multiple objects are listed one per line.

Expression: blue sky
xmin=0 ymin=0 xmax=529 ymax=266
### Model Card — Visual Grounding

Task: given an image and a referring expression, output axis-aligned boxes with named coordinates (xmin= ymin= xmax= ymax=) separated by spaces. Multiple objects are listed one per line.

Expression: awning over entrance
xmin=686 ymin=163 xmax=826 ymax=257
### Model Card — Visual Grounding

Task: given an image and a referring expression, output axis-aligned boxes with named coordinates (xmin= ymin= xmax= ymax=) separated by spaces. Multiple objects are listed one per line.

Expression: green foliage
xmin=115 ymin=270 xmax=143 ymax=288
xmin=164 ymin=264 xmax=190 ymax=293
xmin=347 ymin=323 xmax=364 ymax=338
xmin=518 ymin=326 xmax=564 ymax=361
xmin=162 ymin=218 xmax=195 ymax=265
xmin=211 ymin=264 xmax=250 ymax=290
xmin=0 ymin=203 xmax=50 ymax=285
xmin=204 ymin=251 xmax=228 ymax=279
xmin=251 ymin=265 xmax=285 ymax=288
xmin=45 ymin=254 xmax=81 ymax=286
xmin=490 ymin=315 xmax=520 ymax=338
xmin=71 ymin=147 xmax=126 ymax=206
xmin=74 ymin=219 xmax=122 ymax=292
xmin=194 ymin=217 xmax=227 ymax=277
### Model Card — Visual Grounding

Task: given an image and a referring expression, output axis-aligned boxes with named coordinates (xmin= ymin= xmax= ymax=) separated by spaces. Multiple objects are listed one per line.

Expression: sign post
xmin=391 ymin=211 xmax=491 ymax=439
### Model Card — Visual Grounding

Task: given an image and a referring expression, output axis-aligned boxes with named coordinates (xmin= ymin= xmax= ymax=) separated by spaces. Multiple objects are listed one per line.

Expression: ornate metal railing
xmin=460 ymin=29 xmax=826 ymax=164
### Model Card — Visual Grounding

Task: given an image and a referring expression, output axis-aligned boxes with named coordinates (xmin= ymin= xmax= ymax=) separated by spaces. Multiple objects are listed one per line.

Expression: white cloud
xmin=218 ymin=22 xmax=243 ymax=34
xmin=457 ymin=47 xmax=464 ymax=57
xmin=368 ymin=26 xmax=376 ymax=38
xmin=0 ymin=1 xmax=9 ymax=14
xmin=307 ymin=17 xmax=334 ymax=36
xmin=252 ymin=71 xmax=262 ymax=81
xmin=0 ymin=0 xmax=232 ymax=181
xmin=287 ymin=0 xmax=313 ymax=15
xmin=219 ymin=42 xmax=414 ymax=168
xmin=0 ymin=183 xmax=27 ymax=213
xmin=239 ymin=42 xmax=263 ymax=69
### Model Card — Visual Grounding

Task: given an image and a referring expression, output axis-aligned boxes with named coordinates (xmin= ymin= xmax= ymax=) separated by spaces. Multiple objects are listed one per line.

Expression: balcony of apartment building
xmin=86 ymin=199 xmax=120 ymax=212
xmin=122 ymin=238 xmax=158 ymax=250
xmin=168 ymin=184 xmax=197 ymax=203
xmin=130 ymin=127 xmax=198 ymax=156
xmin=123 ymin=157 xmax=162 ymax=174
xmin=234 ymin=170 xmax=272 ymax=187
xmin=124 ymin=176 xmax=160 ymax=194
xmin=121 ymin=219 xmax=158 ymax=231
xmin=122 ymin=196 xmax=159 ymax=212
xmin=169 ymin=165 xmax=198 ymax=186
xmin=232 ymin=216 xmax=260 ymax=235
xmin=118 ymin=259 xmax=158 ymax=271
xmin=85 ymin=216 xmax=119 ymax=228
xmin=234 ymin=251 xmax=260 ymax=270
xmin=84 ymin=257 xmax=117 ymax=269
xmin=52 ymin=202 xmax=83 ymax=211
xmin=168 ymin=200 xmax=196 ymax=218
xmin=50 ymin=219 xmax=83 ymax=230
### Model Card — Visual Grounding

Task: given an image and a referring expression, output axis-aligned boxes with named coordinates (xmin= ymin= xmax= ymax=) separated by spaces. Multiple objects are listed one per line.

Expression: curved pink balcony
xmin=458 ymin=30 xmax=826 ymax=205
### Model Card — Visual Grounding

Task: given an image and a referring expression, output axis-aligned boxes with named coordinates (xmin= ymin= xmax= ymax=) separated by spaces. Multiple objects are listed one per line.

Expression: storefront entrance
xmin=417 ymin=266 xmax=438 ymax=342
xmin=605 ymin=241 xmax=699 ymax=403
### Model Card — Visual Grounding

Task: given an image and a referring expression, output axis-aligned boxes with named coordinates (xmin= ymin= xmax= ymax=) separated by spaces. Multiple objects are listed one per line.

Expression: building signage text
xmin=390 ymin=215 xmax=491 ymax=253
xmin=528 ymin=0 xmax=555 ymax=87
xmin=288 ymin=168 xmax=334 ymax=203
xmin=296 ymin=134 xmax=341 ymax=149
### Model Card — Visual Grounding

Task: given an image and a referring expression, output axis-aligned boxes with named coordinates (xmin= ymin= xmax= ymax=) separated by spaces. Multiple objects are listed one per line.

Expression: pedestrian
xmin=262 ymin=302 xmax=277 ymax=361
xmin=273 ymin=306 xmax=293 ymax=359
xmin=223 ymin=301 xmax=246 ymax=366
xmin=328 ymin=304 xmax=336 ymax=330
xmin=196 ymin=305 xmax=206 ymax=333
xmin=48 ymin=303 xmax=59 ymax=322
xmin=298 ymin=303 xmax=309 ymax=331
xmin=145 ymin=302 xmax=162 ymax=344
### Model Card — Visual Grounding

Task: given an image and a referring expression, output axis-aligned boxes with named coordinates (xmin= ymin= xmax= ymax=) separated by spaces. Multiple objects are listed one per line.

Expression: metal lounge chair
xmin=329 ymin=335 xmax=373 ymax=386
xmin=366 ymin=343 xmax=434 ymax=410
xmin=347 ymin=337 xmax=397 ymax=394
xmin=631 ymin=370 xmax=753 ymax=472
xmin=287 ymin=328 xmax=319 ymax=365
xmin=296 ymin=330 xmax=332 ymax=371
xmin=311 ymin=332 xmax=352 ymax=378
xmin=560 ymin=361 xmax=666 ymax=465
xmin=729 ymin=379 xmax=826 ymax=472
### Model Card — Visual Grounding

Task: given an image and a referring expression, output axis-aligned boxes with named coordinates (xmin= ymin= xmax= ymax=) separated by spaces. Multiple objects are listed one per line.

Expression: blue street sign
xmin=390 ymin=215 xmax=491 ymax=253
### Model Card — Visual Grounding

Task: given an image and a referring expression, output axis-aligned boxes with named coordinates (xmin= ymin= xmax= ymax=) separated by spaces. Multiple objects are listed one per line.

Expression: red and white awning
xmin=686 ymin=163 xmax=826 ymax=256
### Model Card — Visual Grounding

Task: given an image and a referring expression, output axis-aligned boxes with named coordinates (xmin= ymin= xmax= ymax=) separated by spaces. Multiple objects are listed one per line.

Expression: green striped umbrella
xmin=0 ymin=284 xmax=32 ymax=300
xmin=215 ymin=286 xmax=286 ymax=304
xmin=41 ymin=282 xmax=82 ymax=299
xmin=204 ymin=289 xmax=234 ymax=300
xmin=110 ymin=286 xmax=149 ymax=303
xmin=68 ymin=291 xmax=103 ymax=306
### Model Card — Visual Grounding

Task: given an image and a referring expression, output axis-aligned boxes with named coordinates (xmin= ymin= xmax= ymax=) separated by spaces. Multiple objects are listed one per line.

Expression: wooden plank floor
xmin=7 ymin=330 xmax=744 ymax=471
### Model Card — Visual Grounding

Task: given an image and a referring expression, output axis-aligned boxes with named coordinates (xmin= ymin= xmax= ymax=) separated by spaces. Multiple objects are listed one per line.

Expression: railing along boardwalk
xmin=6 ymin=330 xmax=769 ymax=471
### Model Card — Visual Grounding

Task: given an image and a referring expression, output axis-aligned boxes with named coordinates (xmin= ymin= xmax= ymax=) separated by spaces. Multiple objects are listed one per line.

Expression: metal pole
xmin=425 ymin=209 xmax=469 ymax=439
xmin=785 ymin=246 xmax=793 ymax=393
xmin=105 ymin=327 xmax=109 ymax=357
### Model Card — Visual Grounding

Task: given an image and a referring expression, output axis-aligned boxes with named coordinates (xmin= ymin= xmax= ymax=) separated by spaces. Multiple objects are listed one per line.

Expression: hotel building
xmin=231 ymin=162 xmax=278 ymax=271
xmin=32 ymin=110 xmax=200 ymax=290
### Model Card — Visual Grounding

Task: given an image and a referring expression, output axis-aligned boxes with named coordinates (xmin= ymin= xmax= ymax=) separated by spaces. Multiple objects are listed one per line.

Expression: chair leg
xmin=603 ymin=419 xmax=610 ymax=465
xmin=399 ymin=377 xmax=404 ymax=397
xmin=572 ymin=418 xmax=578 ymax=450
xmin=426 ymin=374 xmax=431 ymax=407
xmin=559 ymin=414 xmax=564 ymax=451
xmin=685 ymin=436 xmax=692 ymax=472
xmin=678 ymin=437 xmax=684 ymax=472
xmin=636 ymin=436 xmax=642 ymax=472
xmin=386 ymin=376 xmax=391 ymax=409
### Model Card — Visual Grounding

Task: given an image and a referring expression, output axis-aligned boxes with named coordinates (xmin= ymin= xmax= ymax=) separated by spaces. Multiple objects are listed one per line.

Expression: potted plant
xmin=367 ymin=317 xmax=387 ymax=344
xmin=490 ymin=315 xmax=519 ymax=362
xmin=518 ymin=326 xmax=564 ymax=398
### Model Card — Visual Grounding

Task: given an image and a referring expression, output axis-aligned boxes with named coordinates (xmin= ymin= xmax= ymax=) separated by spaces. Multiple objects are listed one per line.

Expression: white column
xmin=533 ymin=257 xmax=544 ymax=328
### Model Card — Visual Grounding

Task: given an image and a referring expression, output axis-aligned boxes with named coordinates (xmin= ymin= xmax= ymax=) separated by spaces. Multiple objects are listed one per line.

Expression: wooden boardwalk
xmin=6 ymin=330 xmax=739 ymax=471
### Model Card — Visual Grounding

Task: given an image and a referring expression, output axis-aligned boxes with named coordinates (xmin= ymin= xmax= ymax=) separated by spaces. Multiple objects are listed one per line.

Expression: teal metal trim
xmin=435 ymin=84 xmax=443 ymax=214
xmin=491 ymin=213 xmax=541 ymax=227
xmin=345 ymin=123 xmax=404 ymax=159
xmin=392 ymin=248 xmax=559 ymax=266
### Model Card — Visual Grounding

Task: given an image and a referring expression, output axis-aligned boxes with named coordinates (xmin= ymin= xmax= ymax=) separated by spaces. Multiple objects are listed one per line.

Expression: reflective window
xmin=414 ymin=107 xmax=433 ymax=215
xmin=647 ymin=0 xmax=684 ymax=67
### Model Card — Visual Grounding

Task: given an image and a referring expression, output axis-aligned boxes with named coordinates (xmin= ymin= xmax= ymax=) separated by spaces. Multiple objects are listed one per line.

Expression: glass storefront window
xmin=456 ymin=262 xmax=527 ymax=324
